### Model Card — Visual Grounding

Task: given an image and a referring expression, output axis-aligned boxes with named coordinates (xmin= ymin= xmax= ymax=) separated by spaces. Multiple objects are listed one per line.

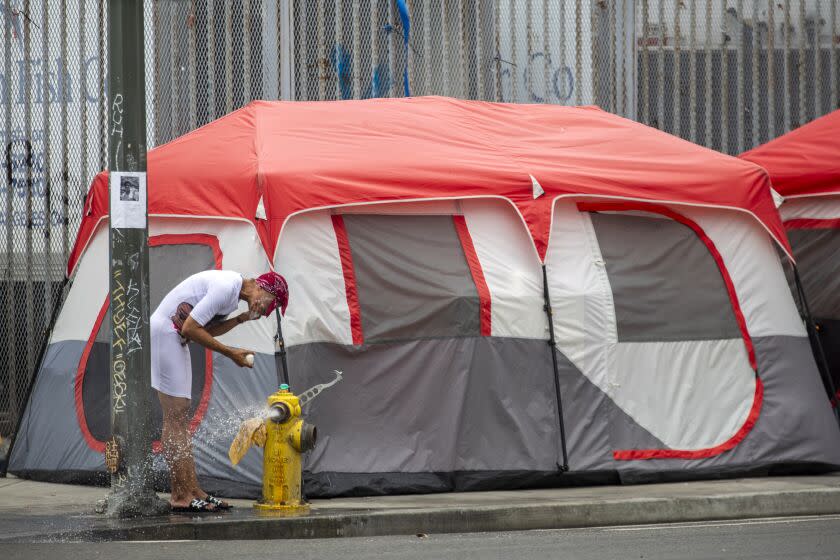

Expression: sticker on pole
xmin=110 ymin=171 xmax=147 ymax=229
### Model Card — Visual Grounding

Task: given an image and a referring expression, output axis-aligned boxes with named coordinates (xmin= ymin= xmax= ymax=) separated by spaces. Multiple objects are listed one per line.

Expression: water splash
xmin=196 ymin=403 xmax=272 ymax=447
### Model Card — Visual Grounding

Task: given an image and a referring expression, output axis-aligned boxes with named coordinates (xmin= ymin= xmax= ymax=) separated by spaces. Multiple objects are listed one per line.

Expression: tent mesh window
xmin=79 ymin=243 xmax=215 ymax=444
xmin=588 ymin=212 xmax=741 ymax=343
xmin=786 ymin=227 xmax=840 ymax=391
xmin=342 ymin=214 xmax=481 ymax=344
xmin=786 ymin=229 xmax=840 ymax=322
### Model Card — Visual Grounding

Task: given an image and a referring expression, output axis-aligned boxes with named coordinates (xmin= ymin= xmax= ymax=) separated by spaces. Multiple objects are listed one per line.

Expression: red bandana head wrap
xmin=254 ymin=272 xmax=289 ymax=316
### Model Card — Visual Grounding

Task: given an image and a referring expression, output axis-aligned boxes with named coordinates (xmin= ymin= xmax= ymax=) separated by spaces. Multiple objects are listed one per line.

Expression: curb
xmin=42 ymin=486 xmax=840 ymax=541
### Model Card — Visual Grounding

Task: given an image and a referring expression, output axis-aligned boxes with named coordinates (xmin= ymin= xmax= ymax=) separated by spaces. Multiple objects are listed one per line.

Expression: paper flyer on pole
xmin=109 ymin=171 xmax=147 ymax=229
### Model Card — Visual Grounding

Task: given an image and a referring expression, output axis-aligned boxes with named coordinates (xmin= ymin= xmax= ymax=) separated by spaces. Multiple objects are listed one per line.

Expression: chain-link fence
xmin=290 ymin=1 xmax=635 ymax=114
xmin=147 ymin=0 xmax=273 ymax=145
xmin=0 ymin=0 xmax=105 ymax=442
xmin=1 ymin=0 xmax=839 ymax=460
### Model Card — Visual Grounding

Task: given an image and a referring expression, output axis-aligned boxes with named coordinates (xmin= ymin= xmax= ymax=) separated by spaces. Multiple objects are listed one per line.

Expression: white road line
xmin=121 ymin=540 xmax=195 ymax=543
xmin=112 ymin=515 xmax=840 ymax=543
xmin=604 ymin=515 xmax=840 ymax=532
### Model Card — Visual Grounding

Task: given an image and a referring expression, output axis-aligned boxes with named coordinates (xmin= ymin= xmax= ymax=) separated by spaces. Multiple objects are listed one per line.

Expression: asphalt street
xmin=2 ymin=514 xmax=840 ymax=559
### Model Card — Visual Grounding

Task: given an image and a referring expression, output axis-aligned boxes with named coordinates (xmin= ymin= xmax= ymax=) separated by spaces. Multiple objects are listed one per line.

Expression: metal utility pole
xmin=102 ymin=0 xmax=168 ymax=517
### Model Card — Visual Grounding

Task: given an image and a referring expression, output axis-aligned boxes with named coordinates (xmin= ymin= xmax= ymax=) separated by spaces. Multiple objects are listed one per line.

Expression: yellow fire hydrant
xmin=255 ymin=384 xmax=317 ymax=511
xmin=230 ymin=372 xmax=341 ymax=513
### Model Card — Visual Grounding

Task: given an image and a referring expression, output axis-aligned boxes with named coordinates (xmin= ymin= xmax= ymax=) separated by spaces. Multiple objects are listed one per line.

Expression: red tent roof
xmin=740 ymin=109 xmax=840 ymax=199
xmin=71 ymin=97 xmax=788 ymax=275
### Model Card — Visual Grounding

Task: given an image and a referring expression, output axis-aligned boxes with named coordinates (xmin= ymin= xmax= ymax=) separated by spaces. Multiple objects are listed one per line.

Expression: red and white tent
xmin=741 ymin=109 xmax=840 ymax=403
xmin=71 ymin=97 xmax=793 ymax=273
xmin=10 ymin=98 xmax=838 ymax=497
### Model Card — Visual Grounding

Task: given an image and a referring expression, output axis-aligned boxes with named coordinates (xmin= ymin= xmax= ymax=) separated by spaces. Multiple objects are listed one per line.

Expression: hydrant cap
xmin=279 ymin=384 xmax=290 ymax=391
xmin=269 ymin=402 xmax=291 ymax=423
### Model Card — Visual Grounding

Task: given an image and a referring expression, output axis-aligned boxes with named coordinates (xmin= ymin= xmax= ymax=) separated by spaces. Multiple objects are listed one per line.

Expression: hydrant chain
xmin=297 ymin=370 xmax=343 ymax=407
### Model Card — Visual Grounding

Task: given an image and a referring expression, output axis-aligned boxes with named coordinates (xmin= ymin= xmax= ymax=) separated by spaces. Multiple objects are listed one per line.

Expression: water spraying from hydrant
xmin=229 ymin=370 xmax=343 ymax=512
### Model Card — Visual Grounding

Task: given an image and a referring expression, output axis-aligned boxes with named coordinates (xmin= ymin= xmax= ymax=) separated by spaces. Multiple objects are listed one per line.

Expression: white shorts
xmin=150 ymin=313 xmax=193 ymax=399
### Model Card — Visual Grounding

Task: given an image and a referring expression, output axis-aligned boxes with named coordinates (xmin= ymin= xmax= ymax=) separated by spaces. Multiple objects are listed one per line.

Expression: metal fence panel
xmin=636 ymin=0 xmax=839 ymax=155
xmin=0 ymin=0 xmax=105 ymax=437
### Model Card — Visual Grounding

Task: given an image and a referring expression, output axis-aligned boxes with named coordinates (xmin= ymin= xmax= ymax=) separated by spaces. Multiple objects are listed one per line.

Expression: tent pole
xmin=274 ymin=307 xmax=290 ymax=387
xmin=792 ymin=264 xmax=840 ymax=424
xmin=542 ymin=264 xmax=569 ymax=471
xmin=1 ymin=277 xmax=69 ymax=477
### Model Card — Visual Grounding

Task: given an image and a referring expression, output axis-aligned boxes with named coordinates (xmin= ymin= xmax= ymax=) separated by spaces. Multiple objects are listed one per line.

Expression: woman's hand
xmin=229 ymin=347 xmax=255 ymax=369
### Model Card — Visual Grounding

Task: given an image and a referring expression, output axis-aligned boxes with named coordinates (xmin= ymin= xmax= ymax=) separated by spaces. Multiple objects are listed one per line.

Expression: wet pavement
xmin=6 ymin=516 xmax=840 ymax=559
xmin=0 ymin=500 xmax=380 ymax=542
xmin=3 ymin=473 xmax=840 ymax=542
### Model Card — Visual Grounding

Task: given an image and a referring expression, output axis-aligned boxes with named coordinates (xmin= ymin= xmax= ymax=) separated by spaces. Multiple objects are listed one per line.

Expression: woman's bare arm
xmin=204 ymin=312 xmax=250 ymax=337
xmin=180 ymin=315 xmax=254 ymax=368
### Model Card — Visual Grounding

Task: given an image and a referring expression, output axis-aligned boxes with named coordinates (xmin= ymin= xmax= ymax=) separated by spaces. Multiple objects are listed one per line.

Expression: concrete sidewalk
xmin=2 ymin=473 xmax=840 ymax=542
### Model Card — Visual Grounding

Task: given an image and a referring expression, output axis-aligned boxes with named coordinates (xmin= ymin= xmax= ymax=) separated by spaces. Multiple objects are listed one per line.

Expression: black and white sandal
xmin=171 ymin=498 xmax=216 ymax=513
xmin=205 ymin=495 xmax=233 ymax=510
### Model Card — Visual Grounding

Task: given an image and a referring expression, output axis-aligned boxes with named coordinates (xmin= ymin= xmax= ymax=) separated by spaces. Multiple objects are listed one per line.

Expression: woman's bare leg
xmin=157 ymin=391 xmax=214 ymax=509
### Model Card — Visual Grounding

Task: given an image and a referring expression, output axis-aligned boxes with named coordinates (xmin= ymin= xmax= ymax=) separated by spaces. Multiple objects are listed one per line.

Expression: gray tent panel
xmin=9 ymin=341 xmax=103 ymax=472
xmin=150 ymin=242 xmax=216 ymax=309
xmin=343 ymin=214 xmax=480 ymax=343
xmin=787 ymin=228 xmax=840 ymax=320
xmin=616 ymin=335 xmax=840 ymax=481
xmin=747 ymin=336 xmax=840 ymax=465
xmin=553 ymin=348 xmax=667 ymax=472
xmin=287 ymin=337 xmax=672 ymax=496
xmin=95 ymin=308 xmax=110 ymax=343
xmin=289 ymin=338 xmax=560 ymax=475
xmin=13 ymin=334 xmax=839 ymax=498
xmin=589 ymin=212 xmax=742 ymax=343
xmin=81 ymin=316 xmax=111 ymax=443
